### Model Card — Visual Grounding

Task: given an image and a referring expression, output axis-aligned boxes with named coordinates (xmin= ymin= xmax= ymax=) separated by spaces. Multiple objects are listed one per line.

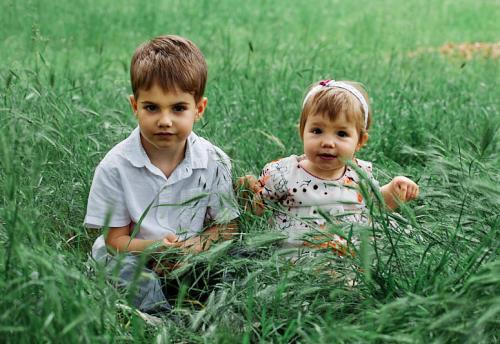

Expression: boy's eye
xmin=173 ymin=104 xmax=187 ymax=112
xmin=311 ymin=128 xmax=322 ymax=134
xmin=144 ymin=104 xmax=158 ymax=112
xmin=337 ymin=130 xmax=349 ymax=137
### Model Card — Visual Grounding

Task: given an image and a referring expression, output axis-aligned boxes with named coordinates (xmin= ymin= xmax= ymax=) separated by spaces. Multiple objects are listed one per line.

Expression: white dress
xmin=257 ymin=155 xmax=379 ymax=248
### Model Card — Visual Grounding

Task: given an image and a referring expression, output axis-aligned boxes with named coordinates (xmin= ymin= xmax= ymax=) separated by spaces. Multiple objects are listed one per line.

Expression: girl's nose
xmin=157 ymin=112 xmax=173 ymax=127
xmin=321 ymin=137 xmax=335 ymax=148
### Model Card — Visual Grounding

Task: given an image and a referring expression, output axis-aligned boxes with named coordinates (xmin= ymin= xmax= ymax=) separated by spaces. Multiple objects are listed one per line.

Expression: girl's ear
xmin=129 ymin=95 xmax=138 ymax=116
xmin=195 ymin=97 xmax=208 ymax=121
xmin=356 ymin=132 xmax=369 ymax=151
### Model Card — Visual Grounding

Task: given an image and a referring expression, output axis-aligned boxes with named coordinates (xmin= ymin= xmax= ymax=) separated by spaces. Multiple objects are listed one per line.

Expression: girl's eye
xmin=312 ymin=128 xmax=322 ymax=134
xmin=337 ymin=131 xmax=349 ymax=137
xmin=144 ymin=104 xmax=158 ymax=112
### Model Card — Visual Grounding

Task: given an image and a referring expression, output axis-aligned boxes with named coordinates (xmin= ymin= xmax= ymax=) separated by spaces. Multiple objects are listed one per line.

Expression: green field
xmin=1 ymin=0 xmax=499 ymax=342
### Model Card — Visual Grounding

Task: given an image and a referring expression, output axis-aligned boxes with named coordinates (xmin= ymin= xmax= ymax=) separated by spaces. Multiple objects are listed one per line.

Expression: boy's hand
xmin=161 ymin=230 xmax=211 ymax=254
xmin=389 ymin=176 xmax=419 ymax=202
xmin=179 ymin=235 xmax=205 ymax=254
xmin=162 ymin=232 xmax=181 ymax=249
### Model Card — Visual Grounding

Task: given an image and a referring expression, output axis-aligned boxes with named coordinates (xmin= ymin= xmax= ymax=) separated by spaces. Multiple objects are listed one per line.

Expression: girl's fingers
xmin=397 ymin=183 xmax=407 ymax=200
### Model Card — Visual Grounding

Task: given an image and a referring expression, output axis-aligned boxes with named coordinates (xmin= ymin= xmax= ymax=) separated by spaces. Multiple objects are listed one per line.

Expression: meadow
xmin=0 ymin=0 xmax=499 ymax=342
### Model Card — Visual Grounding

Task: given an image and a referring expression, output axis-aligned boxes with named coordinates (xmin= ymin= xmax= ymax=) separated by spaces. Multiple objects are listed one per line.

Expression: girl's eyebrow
xmin=308 ymin=121 xmax=325 ymax=126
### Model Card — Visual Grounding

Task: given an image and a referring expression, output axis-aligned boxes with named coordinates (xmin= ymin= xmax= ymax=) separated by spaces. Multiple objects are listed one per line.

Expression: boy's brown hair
xmin=299 ymin=81 xmax=372 ymax=139
xmin=130 ymin=35 xmax=207 ymax=102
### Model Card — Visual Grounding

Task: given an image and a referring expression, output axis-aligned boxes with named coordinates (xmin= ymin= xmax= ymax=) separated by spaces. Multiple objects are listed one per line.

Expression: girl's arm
xmin=237 ymin=175 xmax=265 ymax=216
xmin=380 ymin=176 xmax=419 ymax=210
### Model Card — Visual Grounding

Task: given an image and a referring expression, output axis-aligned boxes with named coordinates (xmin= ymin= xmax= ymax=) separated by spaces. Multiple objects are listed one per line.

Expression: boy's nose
xmin=157 ymin=112 xmax=173 ymax=127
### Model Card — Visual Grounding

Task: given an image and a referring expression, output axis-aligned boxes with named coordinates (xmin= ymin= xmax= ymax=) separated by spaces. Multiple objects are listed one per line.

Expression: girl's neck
xmin=299 ymin=158 xmax=346 ymax=181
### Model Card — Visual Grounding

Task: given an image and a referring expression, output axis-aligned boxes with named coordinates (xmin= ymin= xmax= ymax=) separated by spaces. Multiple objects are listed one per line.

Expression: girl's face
xmin=301 ymin=112 xmax=368 ymax=180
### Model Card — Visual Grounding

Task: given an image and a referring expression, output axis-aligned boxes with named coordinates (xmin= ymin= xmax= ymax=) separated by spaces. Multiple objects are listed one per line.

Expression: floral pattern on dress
xmin=258 ymin=155 xmax=379 ymax=250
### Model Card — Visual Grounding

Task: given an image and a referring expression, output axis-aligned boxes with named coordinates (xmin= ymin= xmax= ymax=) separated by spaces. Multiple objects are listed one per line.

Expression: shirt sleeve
xmin=257 ymin=159 xmax=289 ymax=202
xmin=84 ymin=160 xmax=131 ymax=228
xmin=205 ymin=149 xmax=240 ymax=224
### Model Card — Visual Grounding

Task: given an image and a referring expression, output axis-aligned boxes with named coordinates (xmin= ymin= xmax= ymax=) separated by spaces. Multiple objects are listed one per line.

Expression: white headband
xmin=302 ymin=80 xmax=369 ymax=129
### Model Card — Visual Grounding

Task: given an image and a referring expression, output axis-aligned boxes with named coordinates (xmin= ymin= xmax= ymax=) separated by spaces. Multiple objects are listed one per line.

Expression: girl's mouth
xmin=318 ymin=153 xmax=336 ymax=160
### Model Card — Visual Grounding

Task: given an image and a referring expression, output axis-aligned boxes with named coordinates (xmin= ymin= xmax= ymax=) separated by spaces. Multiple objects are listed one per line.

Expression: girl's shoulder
xmin=343 ymin=158 xmax=374 ymax=183
xmin=354 ymin=158 xmax=373 ymax=174
xmin=262 ymin=155 xmax=302 ymax=174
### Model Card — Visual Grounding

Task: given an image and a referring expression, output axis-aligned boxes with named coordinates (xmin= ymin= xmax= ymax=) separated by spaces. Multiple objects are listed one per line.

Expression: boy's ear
xmin=195 ymin=97 xmax=208 ymax=121
xmin=356 ymin=132 xmax=369 ymax=151
xmin=129 ymin=95 xmax=138 ymax=116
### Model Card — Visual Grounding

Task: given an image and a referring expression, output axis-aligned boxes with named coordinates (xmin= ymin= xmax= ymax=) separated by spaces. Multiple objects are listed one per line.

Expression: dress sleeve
xmin=257 ymin=159 xmax=289 ymax=202
xmin=356 ymin=159 xmax=380 ymax=190
xmin=205 ymin=148 xmax=240 ymax=224
xmin=84 ymin=160 xmax=131 ymax=228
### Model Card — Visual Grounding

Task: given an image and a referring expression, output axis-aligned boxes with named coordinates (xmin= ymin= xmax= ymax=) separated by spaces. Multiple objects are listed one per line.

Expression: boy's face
xmin=130 ymin=83 xmax=207 ymax=153
xmin=301 ymin=112 xmax=368 ymax=180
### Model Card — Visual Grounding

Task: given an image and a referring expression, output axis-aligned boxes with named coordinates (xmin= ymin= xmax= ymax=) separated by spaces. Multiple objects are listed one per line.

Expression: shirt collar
xmin=119 ymin=127 xmax=208 ymax=170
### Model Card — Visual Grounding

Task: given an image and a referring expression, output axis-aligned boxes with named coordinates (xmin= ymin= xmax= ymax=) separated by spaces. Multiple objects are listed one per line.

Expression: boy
xmin=84 ymin=35 xmax=239 ymax=314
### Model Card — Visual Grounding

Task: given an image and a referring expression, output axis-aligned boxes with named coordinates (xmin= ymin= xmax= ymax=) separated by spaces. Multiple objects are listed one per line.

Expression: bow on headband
xmin=302 ymin=80 xmax=369 ymax=129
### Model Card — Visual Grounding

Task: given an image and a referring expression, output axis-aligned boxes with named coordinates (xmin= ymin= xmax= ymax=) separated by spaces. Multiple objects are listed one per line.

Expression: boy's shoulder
xmin=95 ymin=129 xmax=140 ymax=171
xmin=190 ymin=132 xmax=231 ymax=169
xmin=94 ymin=129 xmax=233 ymax=175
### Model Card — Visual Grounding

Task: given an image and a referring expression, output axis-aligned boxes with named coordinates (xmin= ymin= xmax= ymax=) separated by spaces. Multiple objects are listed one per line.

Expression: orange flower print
xmin=357 ymin=192 xmax=363 ymax=203
xmin=255 ymin=175 xmax=270 ymax=194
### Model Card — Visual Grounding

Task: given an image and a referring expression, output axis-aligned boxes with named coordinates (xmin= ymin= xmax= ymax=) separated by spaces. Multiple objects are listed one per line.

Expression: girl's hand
xmin=389 ymin=176 xmax=419 ymax=202
xmin=381 ymin=176 xmax=419 ymax=210
xmin=237 ymin=175 xmax=259 ymax=193
xmin=237 ymin=175 xmax=265 ymax=215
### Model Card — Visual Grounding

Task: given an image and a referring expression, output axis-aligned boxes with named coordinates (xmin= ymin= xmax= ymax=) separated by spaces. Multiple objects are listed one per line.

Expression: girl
xmin=241 ymin=79 xmax=419 ymax=250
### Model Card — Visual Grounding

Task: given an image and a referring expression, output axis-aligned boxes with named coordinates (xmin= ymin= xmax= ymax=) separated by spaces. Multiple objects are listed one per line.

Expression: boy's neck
xmin=140 ymin=135 xmax=187 ymax=178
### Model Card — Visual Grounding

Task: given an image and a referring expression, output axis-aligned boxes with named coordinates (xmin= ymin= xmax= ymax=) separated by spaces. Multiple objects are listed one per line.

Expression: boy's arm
xmin=380 ymin=176 xmax=419 ymax=210
xmin=106 ymin=224 xmax=178 ymax=253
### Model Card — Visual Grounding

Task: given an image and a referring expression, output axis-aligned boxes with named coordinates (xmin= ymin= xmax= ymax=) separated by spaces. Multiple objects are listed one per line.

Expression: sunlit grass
xmin=1 ymin=0 xmax=499 ymax=342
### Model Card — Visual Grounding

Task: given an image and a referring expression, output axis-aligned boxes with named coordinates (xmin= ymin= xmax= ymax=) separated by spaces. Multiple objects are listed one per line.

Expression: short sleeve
xmin=258 ymin=159 xmax=289 ymax=202
xmin=355 ymin=159 xmax=380 ymax=191
xmin=206 ymin=149 xmax=240 ymax=224
xmin=84 ymin=161 xmax=130 ymax=228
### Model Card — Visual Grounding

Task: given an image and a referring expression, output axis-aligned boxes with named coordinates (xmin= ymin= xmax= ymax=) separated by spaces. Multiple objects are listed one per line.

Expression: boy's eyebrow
xmin=140 ymin=100 xmax=190 ymax=105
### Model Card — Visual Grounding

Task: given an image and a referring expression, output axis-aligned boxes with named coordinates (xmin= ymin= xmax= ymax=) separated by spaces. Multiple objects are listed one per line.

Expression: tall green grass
xmin=1 ymin=0 xmax=499 ymax=342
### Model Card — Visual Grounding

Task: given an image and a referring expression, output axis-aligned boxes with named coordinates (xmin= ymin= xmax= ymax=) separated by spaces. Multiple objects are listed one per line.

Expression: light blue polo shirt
xmin=84 ymin=127 xmax=239 ymax=259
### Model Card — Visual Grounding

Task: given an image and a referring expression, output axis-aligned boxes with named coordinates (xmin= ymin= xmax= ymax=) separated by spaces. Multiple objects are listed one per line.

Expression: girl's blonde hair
xmin=299 ymin=80 xmax=372 ymax=139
